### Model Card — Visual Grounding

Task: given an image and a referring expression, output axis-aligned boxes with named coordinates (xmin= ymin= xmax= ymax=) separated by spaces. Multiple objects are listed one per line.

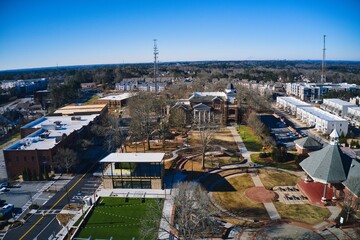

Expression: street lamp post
xmin=64 ymin=185 xmax=70 ymax=207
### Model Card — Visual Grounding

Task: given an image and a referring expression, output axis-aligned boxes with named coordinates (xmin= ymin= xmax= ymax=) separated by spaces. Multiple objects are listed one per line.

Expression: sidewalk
xmin=158 ymin=170 xmax=186 ymax=240
xmin=228 ymin=126 xmax=281 ymax=221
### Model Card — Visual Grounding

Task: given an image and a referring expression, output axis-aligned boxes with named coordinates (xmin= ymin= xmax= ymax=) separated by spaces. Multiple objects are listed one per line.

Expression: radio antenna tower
xmin=321 ymin=35 xmax=326 ymax=83
xmin=153 ymin=39 xmax=159 ymax=91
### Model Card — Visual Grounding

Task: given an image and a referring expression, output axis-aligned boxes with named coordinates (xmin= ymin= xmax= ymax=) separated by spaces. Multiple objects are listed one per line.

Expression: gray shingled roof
xmin=294 ymin=137 xmax=323 ymax=149
xmin=300 ymin=144 xmax=352 ymax=184
xmin=226 ymin=83 xmax=235 ymax=90
xmin=189 ymin=95 xmax=225 ymax=103
xmin=193 ymin=103 xmax=211 ymax=111
xmin=343 ymin=159 xmax=360 ymax=197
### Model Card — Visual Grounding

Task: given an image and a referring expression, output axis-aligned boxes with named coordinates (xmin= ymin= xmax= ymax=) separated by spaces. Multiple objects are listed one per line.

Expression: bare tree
xmin=247 ymin=111 xmax=265 ymax=136
xmin=169 ymin=107 xmax=189 ymax=133
xmin=53 ymin=148 xmax=78 ymax=173
xmin=342 ymin=177 xmax=360 ymax=223
xmin=192 ymin=117 xmax=215 ymax=169
xmin=140 ymin=182 xmax=221 ymax=240
xmin=158 ymin=117 xmax=171 ymax=150
xmin=128 ymin=92 xmax=158 ymax=151
xmin=104 ymin=116 xmax=127 ymax=153
xmin=91 ymin=115 xmax=127 ymax=153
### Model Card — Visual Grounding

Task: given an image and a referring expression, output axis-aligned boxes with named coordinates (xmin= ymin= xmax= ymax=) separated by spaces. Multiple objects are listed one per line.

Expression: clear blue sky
xmin=0 ymin=0 xmax=359 ymax=70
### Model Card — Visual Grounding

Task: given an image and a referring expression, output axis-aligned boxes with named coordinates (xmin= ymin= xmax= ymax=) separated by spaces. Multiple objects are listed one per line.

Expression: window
xmin=115 ymin=162 xmax=121 ymax=169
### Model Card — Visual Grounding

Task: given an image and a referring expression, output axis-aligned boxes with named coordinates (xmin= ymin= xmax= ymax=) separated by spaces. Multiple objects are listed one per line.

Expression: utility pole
xmin=153 ymin=39 xmax=159 ymax=92
xmin=321 ymin=35 xmax=326 ymax=83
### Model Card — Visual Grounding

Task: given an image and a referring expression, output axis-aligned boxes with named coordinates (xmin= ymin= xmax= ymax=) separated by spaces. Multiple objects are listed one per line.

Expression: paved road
xmin=0 ymin=97 xmax=33 ymax=114
xmin=4 ymin=171 xmax=100 ymax=240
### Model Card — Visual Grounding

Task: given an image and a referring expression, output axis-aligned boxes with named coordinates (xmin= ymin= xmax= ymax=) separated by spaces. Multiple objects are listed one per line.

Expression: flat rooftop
xmin=277 ymin=96 xmax=311 ymax=106
xmin=7 ymin=114 xmax=99 ymax=150
xmin=324 ymin=98 xmax=358 ymax=107
xmin=192 ymin=92 xmax=227 ymax=97
xmin=100 ymin=153 xmax=165 ymax=163
xmin=53 ymin=104 xmax=107 ymax=115
xmin=298 ymin=106 xmax=347 ymax=122
xmin=99 ymin=93 xmax=136 ymax=101
xmin=348 ymin=107 xmax=360 ymax=114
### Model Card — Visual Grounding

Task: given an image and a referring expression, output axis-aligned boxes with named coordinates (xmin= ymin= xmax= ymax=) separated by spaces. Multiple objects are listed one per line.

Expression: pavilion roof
xmin=100 ymin=153 xmax=165 ymax=163
xmin=294 ymin=137 xmax=322 ymax=149
xmin=343 ymin=159 xmax=360 ymax=197
xmin=300 ymin=144 xmax=352 ymax=184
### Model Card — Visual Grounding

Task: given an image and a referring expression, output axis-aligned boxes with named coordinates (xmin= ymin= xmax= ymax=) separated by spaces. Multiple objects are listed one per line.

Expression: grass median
xmin=237 ymin=125 xmax=263 ymax=151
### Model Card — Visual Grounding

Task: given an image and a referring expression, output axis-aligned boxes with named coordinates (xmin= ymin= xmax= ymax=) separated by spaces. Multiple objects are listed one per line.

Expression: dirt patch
xmin=56 ymin=213 xmax=75 ymax=226
xmin=245 ymin=186 xmax=276 ymax=203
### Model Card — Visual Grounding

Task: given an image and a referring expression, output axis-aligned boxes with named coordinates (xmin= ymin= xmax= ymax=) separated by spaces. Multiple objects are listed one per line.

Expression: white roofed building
xmin=345 ymin=107 xmax=360 ymax=128
xmin=100 ymin=153 xmax=165 ymax=189
xmin=320 ymin=98 xmax=357 ymax=117
xmin=286 ymin=82 xmax=358 ymax=102
xmin=296 ymin=106 xmax=348 ymax=135
xmin=3 ymin=113 xmax=102 ymax=179
xmin=94 ymin=93 xmax=136 ymax=108
xmin=184 ymin=83 xmax=239 ymax=125
xmin=276 ymin=96 xmax=311 ymax=115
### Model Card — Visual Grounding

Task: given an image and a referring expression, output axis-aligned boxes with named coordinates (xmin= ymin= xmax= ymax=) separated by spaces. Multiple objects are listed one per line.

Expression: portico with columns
xmin=193 ymin=103 xmax=212 ymax=124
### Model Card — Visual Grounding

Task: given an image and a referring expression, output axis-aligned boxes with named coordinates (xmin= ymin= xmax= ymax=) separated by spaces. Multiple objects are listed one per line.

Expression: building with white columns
xmin=172 ymin=83 xmax=239 ymax=125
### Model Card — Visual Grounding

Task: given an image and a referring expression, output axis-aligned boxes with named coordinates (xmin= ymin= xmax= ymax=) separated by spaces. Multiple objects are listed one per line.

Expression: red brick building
xmin=4 ymin=104 xmax=107 ymax=179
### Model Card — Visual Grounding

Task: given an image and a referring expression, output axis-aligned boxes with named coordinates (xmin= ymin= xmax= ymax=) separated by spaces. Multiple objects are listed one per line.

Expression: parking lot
xmin=259 ymin=114 xmax=305 ymax=149
xmin=0 ymin=177 xmax=72 ymax=219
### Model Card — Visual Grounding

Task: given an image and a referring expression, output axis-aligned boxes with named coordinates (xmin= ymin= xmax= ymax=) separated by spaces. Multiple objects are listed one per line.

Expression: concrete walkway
xmin=228 ymin=126 xmax=281 ymax=220
xmin=158 ymin=170 xmax=187 ymax=240
xmin=326 ymin=205 xmax=342 ymax=221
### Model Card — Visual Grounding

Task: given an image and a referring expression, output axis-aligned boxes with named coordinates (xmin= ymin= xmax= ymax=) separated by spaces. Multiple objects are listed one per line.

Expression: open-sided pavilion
xmin=100 ymin=153 xmax=165 ymax=189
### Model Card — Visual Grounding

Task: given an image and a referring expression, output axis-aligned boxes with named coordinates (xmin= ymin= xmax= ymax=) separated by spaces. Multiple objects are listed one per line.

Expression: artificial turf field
xmin=76 ymin=197 xmax=162 ymax=240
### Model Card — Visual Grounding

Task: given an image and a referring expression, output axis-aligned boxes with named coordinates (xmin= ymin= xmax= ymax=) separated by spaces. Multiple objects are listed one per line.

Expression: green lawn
xmin=76 ymin=197 xmax=163 ymax=240
xmin=237 ymin=125 xmax=263 ymax=151
xmin=251 ymin=153 xmax=300 ymax=171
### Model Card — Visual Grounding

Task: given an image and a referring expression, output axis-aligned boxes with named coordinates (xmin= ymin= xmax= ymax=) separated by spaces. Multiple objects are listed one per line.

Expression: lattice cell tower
xmin=321 ymin=35 xmax=326 ymax=83
xmin=153 ymin=39 xmax=159 ymax=91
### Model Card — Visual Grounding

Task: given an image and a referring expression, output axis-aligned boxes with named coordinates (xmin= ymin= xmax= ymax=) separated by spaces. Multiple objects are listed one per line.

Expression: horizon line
xmin=1 ymin=59 xmax=360 ymax=72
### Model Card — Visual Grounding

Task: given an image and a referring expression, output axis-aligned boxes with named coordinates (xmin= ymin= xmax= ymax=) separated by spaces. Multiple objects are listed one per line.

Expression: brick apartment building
xmin=3 ymin=104 xmax=107 ymax=179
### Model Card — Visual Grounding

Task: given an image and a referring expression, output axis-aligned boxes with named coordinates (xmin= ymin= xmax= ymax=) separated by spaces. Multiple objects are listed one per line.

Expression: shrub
xmin=271 ymin=147 xmax=289 ymax=163
xmin=29 ymin=204 xmax=39 ymax=209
